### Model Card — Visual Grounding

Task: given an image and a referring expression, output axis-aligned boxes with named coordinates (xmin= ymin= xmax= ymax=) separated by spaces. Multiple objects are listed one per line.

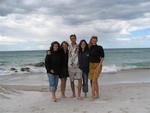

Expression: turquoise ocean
xmin=0 ymin=48 xmax=150 ymax=76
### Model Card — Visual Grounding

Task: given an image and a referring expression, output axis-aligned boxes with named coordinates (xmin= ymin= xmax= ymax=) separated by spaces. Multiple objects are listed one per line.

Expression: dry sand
xmin=0 ymin=69 xmax=150 ymax=113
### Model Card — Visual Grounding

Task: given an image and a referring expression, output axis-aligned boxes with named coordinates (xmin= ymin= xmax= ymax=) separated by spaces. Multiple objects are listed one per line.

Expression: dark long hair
xmin=61 ymin=41 xmax=69 ymax=48
xmin=79 ymin=40 xmax=89 ymax=53
xmin=49 ymin=41 xmax=60 ymax=53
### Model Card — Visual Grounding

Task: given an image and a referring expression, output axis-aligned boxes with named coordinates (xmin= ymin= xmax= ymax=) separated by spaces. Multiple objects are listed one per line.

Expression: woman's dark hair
xmin=70 ymin=34 xmax=76 ymax=39
xmin=61 ymin=41 xmax=69 ymax=48
xmin=49 ymin=41 xmax=60 ymax=53
xmin=79 ymin=40 xmax=89 ymax=53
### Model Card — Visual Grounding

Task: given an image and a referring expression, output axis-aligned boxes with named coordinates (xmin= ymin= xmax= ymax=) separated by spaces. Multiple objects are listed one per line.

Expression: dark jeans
xmin=82 ymin=72 xmax=88 ymax=93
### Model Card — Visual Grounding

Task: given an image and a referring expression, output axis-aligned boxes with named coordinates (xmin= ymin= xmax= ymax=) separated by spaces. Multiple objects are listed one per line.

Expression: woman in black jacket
xmin=78 ymin=40 xmax=89 ymax=98
xmin=45 ymin=41 xmax=61 ymax=102
xmin=59 ymin=41 xmax=69 ymax=98
xmin=89 ymin=36 xmax=104 ymax=100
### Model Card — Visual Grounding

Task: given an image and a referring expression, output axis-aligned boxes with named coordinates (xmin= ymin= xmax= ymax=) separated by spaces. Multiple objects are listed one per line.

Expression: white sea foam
xmin=1 ymin=64 xmax=148 ymax=76
xmin=102 ymin=65 xmax=141 ymax=73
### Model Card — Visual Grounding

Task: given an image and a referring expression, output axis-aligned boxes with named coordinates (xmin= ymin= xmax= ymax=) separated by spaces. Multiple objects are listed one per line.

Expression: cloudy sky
xmin=0 ymin=0 xmax=150 ymax=51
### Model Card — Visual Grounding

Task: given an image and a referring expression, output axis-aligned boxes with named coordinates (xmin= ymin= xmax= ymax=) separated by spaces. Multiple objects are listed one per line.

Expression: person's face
xmin=91 ymin=38 xmax=97 ymax=45
xmin=70 ymin=36 xmax=76 ymax=44
xmin=62 ymin=43 xmax=68 ymax=49
xmin=53 ymin=44 xmax=59 ymax=51
xmin=81 ymin=41 xmax=86 ymax=49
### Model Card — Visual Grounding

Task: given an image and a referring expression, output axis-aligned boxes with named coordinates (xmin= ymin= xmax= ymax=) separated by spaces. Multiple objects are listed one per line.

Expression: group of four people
xmin=45 ymin=34 xmax=104 ymax=102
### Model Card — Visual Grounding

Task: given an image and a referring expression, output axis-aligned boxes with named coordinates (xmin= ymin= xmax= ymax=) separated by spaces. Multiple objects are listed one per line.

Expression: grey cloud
xmin=0 ymin=0 xmax=41 ymax=16
xmin=0 ymin=0 xmax=150 ymax=25
xmin=42 ymin=0 xmax=150 ymax=25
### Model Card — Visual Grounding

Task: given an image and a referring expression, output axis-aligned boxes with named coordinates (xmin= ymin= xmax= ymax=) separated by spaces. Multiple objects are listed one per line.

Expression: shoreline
xmin=1 ymin=68 xmax=150 ymax=86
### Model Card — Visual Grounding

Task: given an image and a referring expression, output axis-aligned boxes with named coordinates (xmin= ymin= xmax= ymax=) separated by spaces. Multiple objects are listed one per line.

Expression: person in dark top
xmin=78 ymin=40 xmax=89 ymax=98
xmin=59 ymin=41 xmax=69 ymax=98
xmin=45 ymin=41 xmax=61 ymax=102
xmin=88 ymin=36 xmax=104 ymax=100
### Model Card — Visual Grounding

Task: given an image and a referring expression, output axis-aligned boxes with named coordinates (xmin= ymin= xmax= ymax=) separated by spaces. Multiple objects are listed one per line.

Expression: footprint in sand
xmin=107 ymin=111 xmax=112 ymax=113
xmin=31 ymin=106 xmax=45 ymax=112
xmin=146 ymin=107 xmax=150 ymax=110
xmin=129 ymin=97 xmax=134 ymax=100
xmin=102 ymin=97 xmax=112 ymax=101
xmin=120 ymin=108 xmax=129 ymax=113
xmin=82 ymin=110 xmax=88 ymax=113
xmin=73 ymin=108 xmax=79 ymax=112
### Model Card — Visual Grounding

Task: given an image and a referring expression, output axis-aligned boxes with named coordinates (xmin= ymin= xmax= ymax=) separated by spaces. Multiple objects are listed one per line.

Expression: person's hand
xmin=50 ymin=69 xmax=54 ymax=73
xmin=95 ymin=63 xmax=102 ymax=73
xmin=95 ymin=64 xmax=100 ymax=72
xmin=47 ymin=51 xmax=51 ymax=55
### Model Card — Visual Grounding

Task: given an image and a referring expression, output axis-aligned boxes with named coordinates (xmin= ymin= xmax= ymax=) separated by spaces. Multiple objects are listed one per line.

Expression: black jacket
xmin=60 ymin=48 xmax=68 ymax=69
xmin=45 ymin=50 xmax=62 ymax=75
xmin=59 ymin=48 xmax=69 ymax=78
xmin=89 ymin=45 xmax=105 ymax=63
xmin=78 ymin=50 xmax=89 ymax=73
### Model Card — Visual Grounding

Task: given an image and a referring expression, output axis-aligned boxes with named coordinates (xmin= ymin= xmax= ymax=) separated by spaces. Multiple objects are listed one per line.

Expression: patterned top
xmin=68 ymin=44 xmax=79 ymax=68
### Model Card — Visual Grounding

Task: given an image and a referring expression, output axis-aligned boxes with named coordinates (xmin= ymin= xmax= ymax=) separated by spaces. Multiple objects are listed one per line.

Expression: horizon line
xmin=0 ymin=47 xmax=150 ymax=52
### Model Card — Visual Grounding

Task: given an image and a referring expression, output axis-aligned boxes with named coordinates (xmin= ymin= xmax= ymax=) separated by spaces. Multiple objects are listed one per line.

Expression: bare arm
xmin=99 ymin=57 xmax=104 ymax=65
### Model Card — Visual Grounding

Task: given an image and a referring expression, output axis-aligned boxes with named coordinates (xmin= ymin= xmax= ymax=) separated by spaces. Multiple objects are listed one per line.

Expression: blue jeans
xmin=82 ymin=72 xmax=88 ymax=93
xmin=47 ymin=73 xmax=59 ymax=92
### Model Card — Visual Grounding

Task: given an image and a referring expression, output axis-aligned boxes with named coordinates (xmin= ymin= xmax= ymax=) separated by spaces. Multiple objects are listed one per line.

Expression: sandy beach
xmin=1 ymin=69 xmax=150 ymax=113
xmin=1 ymin=0 xmax=150 ymax=112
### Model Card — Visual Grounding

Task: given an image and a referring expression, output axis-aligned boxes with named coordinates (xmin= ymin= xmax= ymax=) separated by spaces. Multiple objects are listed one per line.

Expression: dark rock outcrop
xmin=20 ymin=67 xmax=30 ymax=72
xmin=25 ymin=62 xmax=45 ymax=67
xmin=34 ymin=62 xmax=45 ymax=67
xmin=10 ymin=68 xmax=18 ymax=72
